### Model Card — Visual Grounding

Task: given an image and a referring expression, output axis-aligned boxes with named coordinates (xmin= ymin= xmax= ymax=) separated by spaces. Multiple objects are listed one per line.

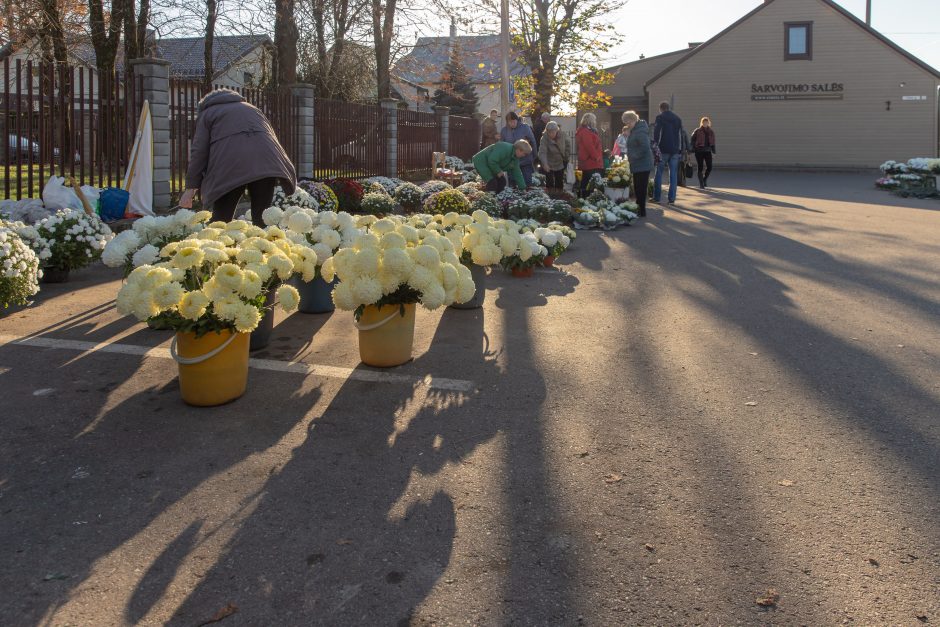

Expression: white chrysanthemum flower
xmin=132 ymin=244 xmax=161 ymax=267
xmin=332 ymin=281 xmax=357 ymax=310
xmin=420 ymin=282 xmax=446 ymax=310
xmin=287 ymin=210 xmax=314 ymax=233
xmin=413 ymin=245 xmax=440 ymax=269
xmin=320 ymin=257 xmax=336 ymax=282
xmin=233 ymin=303 xmax=262 ymax=333
xmin=179 ymin=290 xmax=210 ymax=320
xmin=277 ymin=284 xmax=301 ymax=312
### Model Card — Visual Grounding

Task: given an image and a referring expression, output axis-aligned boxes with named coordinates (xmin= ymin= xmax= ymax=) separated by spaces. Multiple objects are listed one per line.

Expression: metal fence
xmin=312 ymin=97 xmax=385 ymax=180
xmin=448 ymin=115 xmax=481 ymax=161
xmin=397 ymin=108 xmax=439 ymax=180
xmin=1 ymin=59 xmax=144 ymax=200
xmin=169 ymin=80 xmax=301 ymax=196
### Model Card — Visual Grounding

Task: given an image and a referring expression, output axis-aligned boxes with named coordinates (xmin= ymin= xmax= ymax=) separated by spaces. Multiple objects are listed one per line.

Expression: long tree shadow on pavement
xmin=610 ymin=205 xmax=940 ymax=618
xmin=165 ymin=270 xmax=581 ymax=625
xmin=0 ymin=325 xmax=322 ymax=625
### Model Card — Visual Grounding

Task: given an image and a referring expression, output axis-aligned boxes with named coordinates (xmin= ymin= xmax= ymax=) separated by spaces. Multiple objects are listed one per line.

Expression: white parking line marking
xmin=0 ymin=335 xmax=474 ymax=392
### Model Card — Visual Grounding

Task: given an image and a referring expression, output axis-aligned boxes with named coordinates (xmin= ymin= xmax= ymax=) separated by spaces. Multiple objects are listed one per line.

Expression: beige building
xmin=583 ymin=0 xmax=940 ymax=168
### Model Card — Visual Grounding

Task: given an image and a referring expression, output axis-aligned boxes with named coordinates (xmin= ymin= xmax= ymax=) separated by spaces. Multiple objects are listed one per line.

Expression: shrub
xmin=360 ymin=192 xmax=396 ymax=216
xmin=424 ymin=188 xmax=471 ymax=214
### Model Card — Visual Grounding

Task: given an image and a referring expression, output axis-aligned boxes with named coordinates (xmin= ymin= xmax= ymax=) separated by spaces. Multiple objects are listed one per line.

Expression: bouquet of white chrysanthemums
xmin=261 ymin=206 xmax=361 ymax=281
xmin=102 ymin=209 xmax=214 ymax=276
xmin=499 ymin=223 xmax=547 ymax=271
xmin=436 ymin=210 xmax=521 ymax=267
xmin=116 ymin=220 xmax=310 ymax=335
xmin=321 ymin=217 xmax=476 ymax=319
xmin=15 ymin=208 xmax=113 ymax=272
xmin=0 ymin=225 xmax=41 ymax=308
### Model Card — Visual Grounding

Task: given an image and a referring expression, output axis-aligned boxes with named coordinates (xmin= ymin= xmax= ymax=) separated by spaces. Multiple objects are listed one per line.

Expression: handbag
xmin=683 ymin=161 xmax=694 ymax=178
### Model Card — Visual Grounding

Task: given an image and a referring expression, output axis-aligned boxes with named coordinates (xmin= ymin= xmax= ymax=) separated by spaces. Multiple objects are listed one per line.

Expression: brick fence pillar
xmin=434 ymin=105 xmax=450 ymax=155
xmin=290 ymin=83 xmax=315 ymax=179
xmin=380 ymin=98 xmax=399 ymax=179
xmin=128 ymin=58 xmax=171 ymax=210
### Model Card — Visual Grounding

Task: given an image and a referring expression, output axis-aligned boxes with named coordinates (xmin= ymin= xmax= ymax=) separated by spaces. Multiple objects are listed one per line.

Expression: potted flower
xmin=102 ymin=209 xmax=214 ymax=276
xmin=604 ymin=156 xmax=632 ymax=202
xmin=321 ymin=218 xmax=476 ymax=367
xmin=425 ymin=188 xmax=471 ymax=215
xmin=16 ymin=208 xmax=113 ymax=282
xmin=360 ymin=191 xmax=397 ymax=216
xmin=263 ymin=205 xmax=361 ymax=313
xmin=440 ymin=210 xmax=519 ymax=309
xmin=271 ymin=185 xmax=319 ymax=211
xmin=500 ymin=227 xmax=546 ymax=278
xmin=115 ymin=221 xmax=306 ymax=406
xmin=470 ymin=193 xmax=503 ymax=219
xmin=0 ymin=224 xmax=41 ymax=310
xmin=297 ymin=180 xmax=340 ymax=212
xmin=532 ymin=227 xmax=570 ymax=267
xmin=325 ymin=178 xmax=365 ymax=212
xmin=393 ymin=182 xmax=424 ymax=213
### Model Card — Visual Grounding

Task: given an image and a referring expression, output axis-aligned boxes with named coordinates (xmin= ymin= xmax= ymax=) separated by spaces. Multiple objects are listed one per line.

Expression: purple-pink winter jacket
xmin=186 ymin=89 xmax=296 ymax=208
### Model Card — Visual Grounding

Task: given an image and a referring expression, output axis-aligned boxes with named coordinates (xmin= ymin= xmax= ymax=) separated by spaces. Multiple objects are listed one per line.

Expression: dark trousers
xmin=579 ymin=168 xmax=604 ymax=198
xmin=632 ymin=170 xmax=650 ymax=216
xmin=484 ymin=175 xmax=507 ymax=194
xmin=546 ymin=169 xmax=565 ymax=189
xmin=695 ymin=151 xmax=714 ymax=184
xmin=519 ymin=164 xmax=534 ymax=188
xmin=212 ymin=177 xmax=278 ymax=227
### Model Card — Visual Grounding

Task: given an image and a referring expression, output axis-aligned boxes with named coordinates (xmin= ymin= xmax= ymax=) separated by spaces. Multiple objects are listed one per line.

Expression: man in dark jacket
xmin=652 ymin=101 xmax=683 ymax=205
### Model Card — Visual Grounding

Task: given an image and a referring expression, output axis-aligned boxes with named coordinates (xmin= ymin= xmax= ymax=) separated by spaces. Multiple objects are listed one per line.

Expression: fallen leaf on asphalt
xmin=578 ymin=451 xmax=590 ymax=458
xmin=644 ymin=544 xmax=655 ymax=552
xmin=42 ymin=573 xmax=68 ymax=582
xmin=745 ymin=402 xmax=758 ymax=407
xmin=868 ymin=558 xmax=880 ymax=567
xmin=337 ymin=538 xmax=354 ymax=545
xmin=916 ymin=615 xmax=927 ymax=623
xmin=756 ymin=588 xmax=779 ymax=607
xmin=777 ymin=480 xmax=794 ymax=487
xmin=197 ymin=603 xmax=238 ymax=626
xmin=748 ymin=352 xmax=758 ymax=356
xmin=604 ymin=473 xmax=623 ymax=484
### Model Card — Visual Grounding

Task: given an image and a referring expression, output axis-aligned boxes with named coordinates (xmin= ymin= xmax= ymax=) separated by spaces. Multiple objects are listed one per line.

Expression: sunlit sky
xmin=601 ymin=0 xmax=940 ymax=71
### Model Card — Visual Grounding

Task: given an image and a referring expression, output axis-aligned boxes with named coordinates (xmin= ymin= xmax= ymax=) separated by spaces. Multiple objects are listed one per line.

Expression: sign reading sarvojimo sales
xmin=751 ymin=82 xmax=844 ymax=101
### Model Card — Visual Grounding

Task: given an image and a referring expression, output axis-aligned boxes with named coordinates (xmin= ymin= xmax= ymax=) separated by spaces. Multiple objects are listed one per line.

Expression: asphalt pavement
xmin=0 ymin=171 xmax=938 ymax=625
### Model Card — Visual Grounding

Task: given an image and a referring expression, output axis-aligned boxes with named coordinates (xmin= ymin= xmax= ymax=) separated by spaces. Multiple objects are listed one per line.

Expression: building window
xmin=785 ymin=22 xmax=813 ymax=61
xmin=243 ymin=71 xmax=254 ymax=85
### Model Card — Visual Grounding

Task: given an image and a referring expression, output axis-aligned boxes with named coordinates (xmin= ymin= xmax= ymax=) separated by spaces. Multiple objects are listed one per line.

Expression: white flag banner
xmin=123 ymin=100 xmax=155 ymax=216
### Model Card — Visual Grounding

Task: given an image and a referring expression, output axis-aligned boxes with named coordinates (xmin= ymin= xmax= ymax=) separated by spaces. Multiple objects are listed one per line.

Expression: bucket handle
xmin=170 ymin=332 xmax=239 ymax=365
xmin=354 ymin=309 xmax=401 ymax=332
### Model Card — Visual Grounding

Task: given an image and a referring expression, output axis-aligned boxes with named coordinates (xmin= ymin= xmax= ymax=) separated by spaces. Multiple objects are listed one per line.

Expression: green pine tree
xmin=432 ymin=43 xmax=479 ymax=116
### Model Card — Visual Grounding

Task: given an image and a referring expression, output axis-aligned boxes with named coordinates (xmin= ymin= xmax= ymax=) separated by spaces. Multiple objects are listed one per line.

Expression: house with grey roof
xmin=1 ymin=34 xmax=272 ymax=98
xmin=392 ymin=31 xmax=529 ymax=114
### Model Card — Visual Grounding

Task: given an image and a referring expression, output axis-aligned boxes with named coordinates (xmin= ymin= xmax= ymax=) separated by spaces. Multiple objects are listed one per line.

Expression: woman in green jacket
xmin=472 ymin=140 xmax=532 ymax=193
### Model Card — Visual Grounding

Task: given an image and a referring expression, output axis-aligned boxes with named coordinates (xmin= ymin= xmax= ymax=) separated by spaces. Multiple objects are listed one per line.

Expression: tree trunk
xmin=274 ymin=0 xmax=298 ymax=86
xmin=204 ymin=0 xmax=217 ymax=93
xmin=371 ymin=0 xmax=395 ymax=99
xmin=533 ymin=65 xmax=553 ymax=117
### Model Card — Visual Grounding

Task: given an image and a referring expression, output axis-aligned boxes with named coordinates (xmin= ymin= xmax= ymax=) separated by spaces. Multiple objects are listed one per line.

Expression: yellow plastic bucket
xmin=356 ymin=303 xmax=416 ymax=367
xmin=171 ymin=330 xmax=250 ymax=406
